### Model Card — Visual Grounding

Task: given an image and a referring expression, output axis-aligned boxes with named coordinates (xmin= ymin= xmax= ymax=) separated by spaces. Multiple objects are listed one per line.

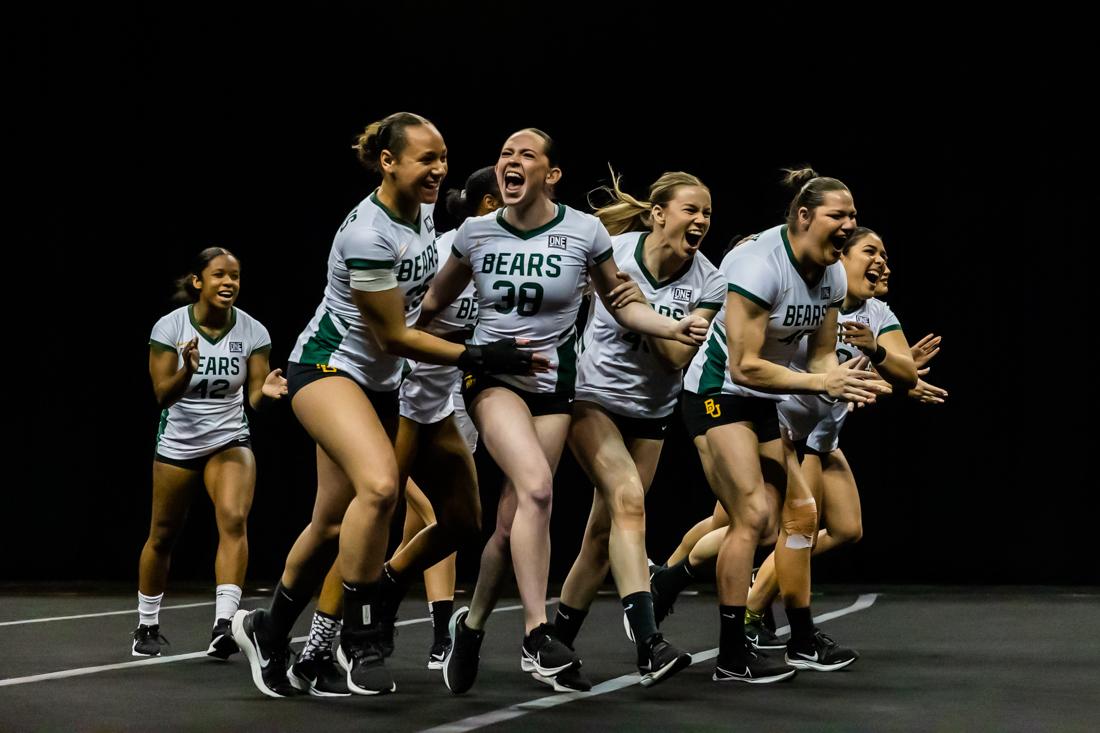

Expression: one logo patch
xmin=425 ymin=215 xmax=434 ymax=233
xmin=820 ymin=286 xmax=831 ymax=301
xmin=673 ymin=286 xmax=693 ymax=302
xmin=856 ymin=315 xmax=871 ymax=327
xmin=548 ymin=235 xmax=568 ymax=250
xmin=229 ymin=342 xmax=243 ymax=353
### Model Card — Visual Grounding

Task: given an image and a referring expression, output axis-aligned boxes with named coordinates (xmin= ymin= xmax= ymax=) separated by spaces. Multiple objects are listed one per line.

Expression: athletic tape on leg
xmin=783 ymin=497 xmax=817 ymax=550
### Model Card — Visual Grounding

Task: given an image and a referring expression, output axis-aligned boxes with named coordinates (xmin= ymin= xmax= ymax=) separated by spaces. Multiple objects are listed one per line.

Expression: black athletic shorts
xmin=155 ymin=436 xmax=252 ymax=471
xmin=460 ymin=372 xmax=573 ymax=417
xmin=575 ymin=400 xmax=671 ymax=440
xmin=286 ymin=361 xmax=399 ymax=419
xmin=680 ymin=390 xmax=780 ymax=442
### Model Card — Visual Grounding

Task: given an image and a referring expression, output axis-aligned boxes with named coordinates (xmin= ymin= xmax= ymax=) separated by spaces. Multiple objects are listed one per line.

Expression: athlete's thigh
xmin=203 ymin=446 xmax=257 ymax=517
xmin=568 ymin=402 xmax=638 ymax=497
xmin=150 ymin=461 xmax=202 ymax=525
xmin=472 ymin=388 xmax=553 ymax=484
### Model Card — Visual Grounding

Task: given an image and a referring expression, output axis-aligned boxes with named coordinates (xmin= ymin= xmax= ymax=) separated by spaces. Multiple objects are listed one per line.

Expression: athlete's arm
xmin=149 ymin=337 xmax=198 ymax=409
xmin=354 ymin=287 xmax=549 ymax=372
xmin=728 ymin=294 xmax=877 ymax=403
xmin=245 ymin=349 xmax=287 ymax=410
xmin=418 ymin=256 xmax=473 ymax=328
xmin=839 ymin=322 xmax=917 ymax=389
xmin=590 ymin=259 xmax=707 ymax=346
xmin=645 ymin=306 xmax=720 ymax=370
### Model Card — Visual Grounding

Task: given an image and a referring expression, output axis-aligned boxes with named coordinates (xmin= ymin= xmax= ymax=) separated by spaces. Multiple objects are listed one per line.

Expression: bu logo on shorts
xmin=705 ymin=398 xmax=721 ymax=418
xmin=464 ymin=373 xmax=477 ymax=389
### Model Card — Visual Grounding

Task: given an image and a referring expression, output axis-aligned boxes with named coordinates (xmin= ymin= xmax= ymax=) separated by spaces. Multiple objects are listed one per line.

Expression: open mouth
xmin=216 ymin=289 xmax=235 ymax=302
xmin=503 ymin=169 xmax=525 ymax=195
xmin=685 ymin=230 xmax=703 ymax=248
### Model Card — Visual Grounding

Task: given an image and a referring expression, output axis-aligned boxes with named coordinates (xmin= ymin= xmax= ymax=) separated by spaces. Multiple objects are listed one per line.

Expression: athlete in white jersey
xmin=422 ymin=129 xmax=708 ymax=695
xmin=744 ymin=227 xmax=919 ymax=637
xmin=233 ymin=114 xmax=541 ymax=699
xmin=135 ymin=247 xmax=287 ymax=661
xmin=542 ymin=171 xmax=725 ymax=690
xmin=680 ymin=169 xmax=886 ymax=683
xmin=382 ymin=167 xmax=502 ymax=673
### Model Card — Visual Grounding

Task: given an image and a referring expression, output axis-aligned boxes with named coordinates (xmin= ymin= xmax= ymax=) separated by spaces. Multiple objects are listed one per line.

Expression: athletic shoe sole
xmin=231 ymin=610 xmax=290 ymax=699
xmin=530 ymin=671 xmax=591 ymax=693
xmin=442 ymin=607 xmax=474 ymax=693
xmin=287 ymin=665 xmax=351 ymax=698
xmin=520 ymin=652 xmax=576 ymax=678
xmin=206 ymin=631 xmax=238 ymax=660
xmin=639 ymin=650 xmax=692 ymax=688
xmin=130 ymin=644 xmax=160 ymax=658
xmin=784 ymin=653 xmax=857 ymax=672
xmin=427 ymin=657 xmax=445 ymax=671
xmin=336 ymin=645 xmax=396 ymax=695
xmin=712 ymin=665 xmax=797 ymax=684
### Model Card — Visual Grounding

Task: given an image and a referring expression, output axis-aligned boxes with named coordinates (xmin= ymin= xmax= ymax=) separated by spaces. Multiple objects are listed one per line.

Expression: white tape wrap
xmin=350 ymin=268 xmax=398 ymax=292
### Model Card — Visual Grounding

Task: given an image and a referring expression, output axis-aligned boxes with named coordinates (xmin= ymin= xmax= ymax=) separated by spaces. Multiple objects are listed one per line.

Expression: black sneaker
xmin=520 ymin=623 xmax=579 ymax=678
xmin=638 ymin=633 xmax=692 ymax=688
xmin=443 ymin=607 xmax=484 ymax=695
xmin=231 ymin=609 xmax=297 ymax=698
xmin=785 ymin=628 xmax=859 ymax=671
xmin=336 ymin=627 xmax=395 ymax=695
xmin=131 ymin=624 xmax=168 ymax=657
xmin=745 ymin=617 xmax=786 ymax=650
xmin=427 ymin=637 xmax=452 ymax=670
xmin=207 ymin=618 xmax=238 ymax=660
xmin=288 ymin=649 xmax=351 ymax=697
xmin=650 ymin=573 xmax=677 ymax=626
xmin=647 ymin=559 xmax=666 ymax=581
xmin=532 ymin=664 xmax=593 ymax=692
xmin=713 ymin=648 xmax=797 ymax=684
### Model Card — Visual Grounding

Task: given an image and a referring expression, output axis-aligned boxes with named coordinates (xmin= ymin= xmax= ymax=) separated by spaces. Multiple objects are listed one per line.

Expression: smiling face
xmin=192 ymin=254 xmax=241 ymax=310
xmin=495 ymin=130 xmax=561 ymax=207
xmin=381 ymin=123 xmax=448 ymax=205
xmin=798 ymin=189 xmax=857 ymax=266
xmin=842 ymin=232 xmax=887 ymax=301
xmin=652 ymin=185 xmax=712 ymax=257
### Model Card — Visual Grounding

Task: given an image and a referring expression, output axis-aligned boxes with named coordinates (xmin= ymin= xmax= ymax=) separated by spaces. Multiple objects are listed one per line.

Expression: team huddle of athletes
xmin=136 ymin=111 xmax=948 ymax=697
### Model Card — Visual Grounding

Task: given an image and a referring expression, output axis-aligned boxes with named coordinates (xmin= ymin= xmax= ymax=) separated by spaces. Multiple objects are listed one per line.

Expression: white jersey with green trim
xmin=682 ymin=224 xmax=847 ymax=400
xmin=450 ymin=203 xmax=614 ymax=394
xmin=149 ymin=305 xmax=271 ymax=460
xmin=781 ymin=296 xmax=903 ymax=452
xmin=289 ymin=191 xmax=438 ymax=391
xmin=575 ymin=231 xmax=726 ymax=419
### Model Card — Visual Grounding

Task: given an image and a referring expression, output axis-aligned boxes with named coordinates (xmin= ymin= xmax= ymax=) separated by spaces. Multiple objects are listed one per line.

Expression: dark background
xmin=10 ymin=5 xmax=1094 ymax=585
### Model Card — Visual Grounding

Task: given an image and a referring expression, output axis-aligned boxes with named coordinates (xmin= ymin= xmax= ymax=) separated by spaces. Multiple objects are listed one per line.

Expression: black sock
xmin=429 ymin=599 xmax=454 ymax=642
xmin=786 ymin=605 xmax=814 ymax=644
xmin=342 ymin=581 xmax=381 ymax=631
xmin=553 ymin=603 xmax=588 ymax=648
xmin=623 ymin=591 xmax=658 ymax=647
xmin=267 ymin=581 xmax=310 ymax=639
xmin=652 ymin=558 xmax=697 ymax=600
xmin=381 ymin=563 xmax=410 ymax=615
xmin=762 ymin=604 xmax=777 ymax=632
xmin=718 ymin=605 xmax=747 ymax=666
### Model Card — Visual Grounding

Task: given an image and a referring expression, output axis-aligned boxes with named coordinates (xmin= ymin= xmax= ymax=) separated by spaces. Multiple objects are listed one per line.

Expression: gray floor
xmin=1 ymin=586 xmax=1098 ymax=732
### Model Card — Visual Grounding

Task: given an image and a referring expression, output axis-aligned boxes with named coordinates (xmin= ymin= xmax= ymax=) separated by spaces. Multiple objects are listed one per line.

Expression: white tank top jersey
xmin=781 ymin=296 xmax=904 ymax=448
xmin=575 ymin=231 xmax=726 ymax=419
xmin=289 ymin=191 xmax=438 ymax=391
xmin=450 ymin=203 xmax=614 ymax=394
xmin=683 ymin=224 xmax=847 ymax=400
xmin=149 ymin=305 xmax=271 ymax=460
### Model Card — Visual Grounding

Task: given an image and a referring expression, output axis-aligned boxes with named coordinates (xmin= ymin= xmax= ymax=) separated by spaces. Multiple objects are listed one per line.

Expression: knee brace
xmin=782 ymin=497 xmax=818 ymax=550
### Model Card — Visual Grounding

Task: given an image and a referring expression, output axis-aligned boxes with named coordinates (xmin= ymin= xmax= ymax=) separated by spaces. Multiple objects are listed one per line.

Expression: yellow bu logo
xmin=317 ymin=364 xmax=338 ymax=373
xmin=705 ymin=398 xmax=721 ymax=418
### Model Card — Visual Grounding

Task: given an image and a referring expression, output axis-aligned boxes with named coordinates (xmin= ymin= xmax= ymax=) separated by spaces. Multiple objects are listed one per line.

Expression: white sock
xmin=215 ymin=584 xmax=243 ymax=623
xmin=138 ymin=592 xmax=163 ymax=627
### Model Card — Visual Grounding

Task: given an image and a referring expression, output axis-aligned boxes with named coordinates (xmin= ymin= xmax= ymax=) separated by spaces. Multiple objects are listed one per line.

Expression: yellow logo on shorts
xmin=705 ymin=398 xmax=721 ymax=418
xmin=464 ymin=373 xmax=476 ymax=389
xmin=317 ymin=364 xmax=338 ymax=373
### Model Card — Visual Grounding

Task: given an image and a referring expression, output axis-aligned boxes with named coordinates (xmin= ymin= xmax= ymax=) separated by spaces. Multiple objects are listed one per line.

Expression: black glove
xmin=457 ymin=338 xmax=532 ymax=375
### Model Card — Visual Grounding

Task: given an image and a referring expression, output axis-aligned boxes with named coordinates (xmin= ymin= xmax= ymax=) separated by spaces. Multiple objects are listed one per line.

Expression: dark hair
xmin=513 ymin=127 xmax=559 ymax=167
xmin=781 ymin=166 xmax=850 ymax=229
xmin=842 ymin=226 xmax=880 ymax=255
xmin=353 ymin=112 xmax=433 ymax=173
xmin=445 ymin=166 xmax=501 ymax=223
xmin=173 ymin=247 xmax=237 ymax=304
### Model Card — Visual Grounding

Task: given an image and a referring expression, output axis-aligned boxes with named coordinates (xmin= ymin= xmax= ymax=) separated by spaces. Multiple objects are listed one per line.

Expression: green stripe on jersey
xmin=878 ymin=323 xmax=902 ymax=336
xmin=697 ymin=301 xmax=723 ymax=310
xmin=299 ymin=312 xmax=346 ymax=365
xmin=188 ymin=305 xmax=237 ymax=345
xmin=697 ymin=324 xmax=728 ymax=396
xmin=555 ymin=330 xmax=578 ymax=394
xmin=593 ymin=247 xmax=613 ymax=265
xmin=155 ymin=409 xmax=168 ymax=447
xmin=495 ymin=203 xmax=566 ymax=240
xmin=149 ymin=339 xmax=176 ymax=353
xmin=370 ymin=191 xmax=421 ymax=233
xmin=346 ymin=258 xmax=395 ymax=270
xmin=451 ymin=244 xmax=464 ymax=260
xmin=728 ymin=284 xmax=770 ymax=310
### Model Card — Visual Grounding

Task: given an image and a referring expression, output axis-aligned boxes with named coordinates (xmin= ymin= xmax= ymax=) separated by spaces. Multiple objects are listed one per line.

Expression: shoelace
xmin=134 ymin=627 xmax=170 ymax=647
xmin=345 ymin=634 xmax=384 ymax=663
xmin=813 ymin=629 xmax=838 ymax=649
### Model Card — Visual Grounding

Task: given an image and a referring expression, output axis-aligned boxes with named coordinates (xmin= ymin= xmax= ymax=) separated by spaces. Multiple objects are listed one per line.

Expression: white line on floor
xmin=0 ymin=598 xmax=265 ymax=627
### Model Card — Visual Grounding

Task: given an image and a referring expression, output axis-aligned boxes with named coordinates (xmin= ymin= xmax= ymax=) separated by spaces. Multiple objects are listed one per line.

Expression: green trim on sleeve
xmin=250 ymin=344 xmax=272 ymax=356
xmin=696 ymin=301 xmax=723 ymax=310
xmin=877 ymin=323 xmax=902 ymax=336
xmin=149 ymin=339 xmax=177 ymax=353
xmin=451 ymin=244 xmax=465 ymax=260
xmin=346 ymin=258 xmax=396 ymax=270
xmin=593 ymin=247 xmax=614 ymax=265
xmin=727 ymin=284 xmax=770 ymax=310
